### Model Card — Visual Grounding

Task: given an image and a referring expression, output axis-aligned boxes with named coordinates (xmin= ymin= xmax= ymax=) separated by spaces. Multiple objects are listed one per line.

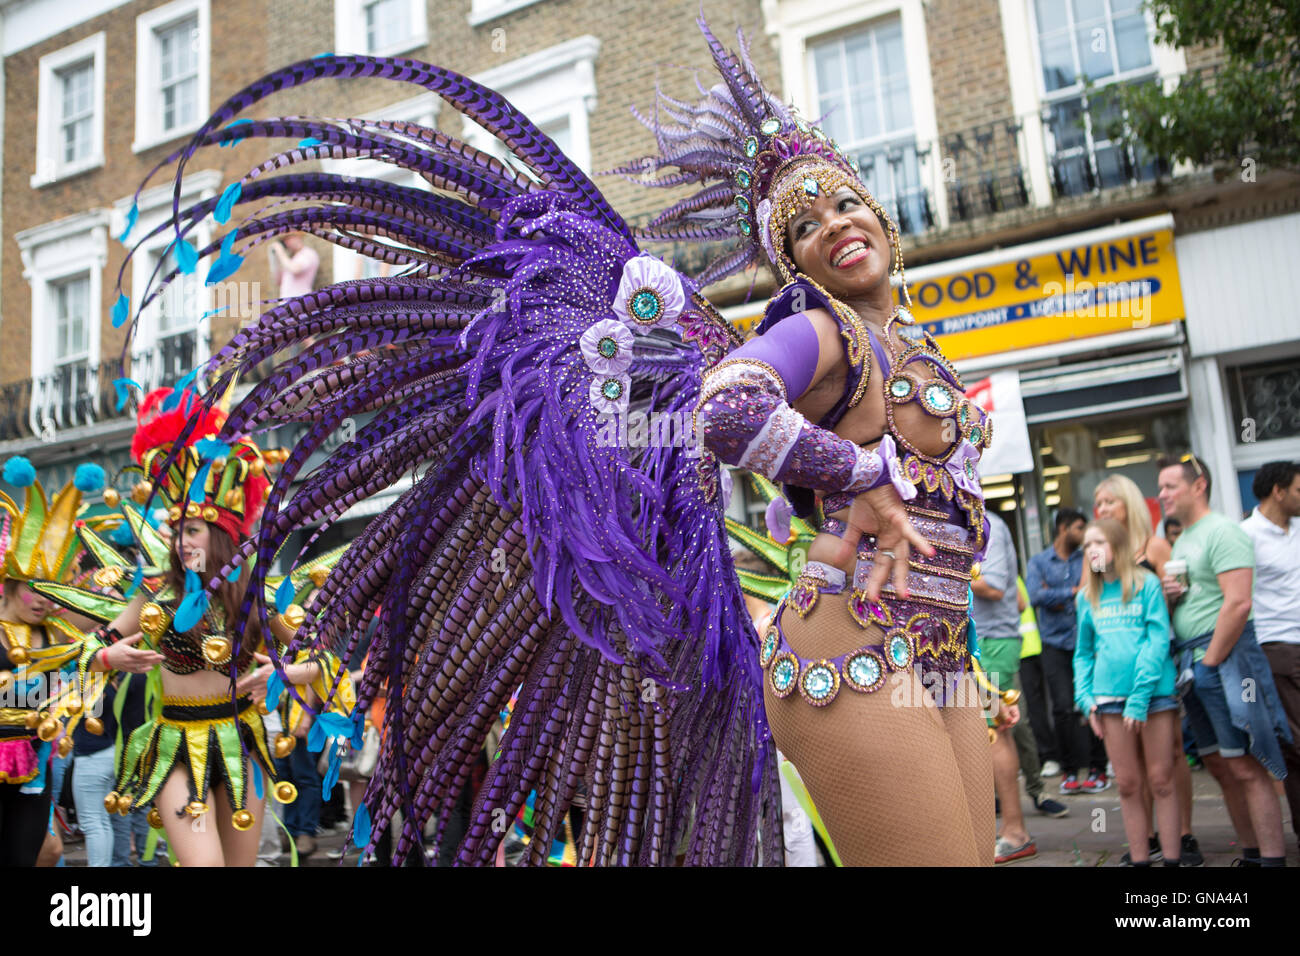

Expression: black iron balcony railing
xmin=0 ymin=334 xmax=200 ymax=443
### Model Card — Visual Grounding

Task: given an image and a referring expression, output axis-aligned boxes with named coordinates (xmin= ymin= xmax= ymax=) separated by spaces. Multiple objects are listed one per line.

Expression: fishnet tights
xmin=766 ymin=593 xmax=993 ymax=866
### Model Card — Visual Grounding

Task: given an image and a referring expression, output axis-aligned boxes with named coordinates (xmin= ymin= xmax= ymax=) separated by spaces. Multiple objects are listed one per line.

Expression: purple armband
xmin=724 ymin=314 xmax=820 ymax=400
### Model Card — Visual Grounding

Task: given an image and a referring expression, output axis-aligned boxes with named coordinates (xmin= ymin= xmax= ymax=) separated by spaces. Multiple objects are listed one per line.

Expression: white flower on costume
xmin=613 ymin=255 xmax=685 ymax=334
xmin=589 ymin=373 xmax=631 ymax=415
xmin=580 ymin=319 xmax=635 ymax=375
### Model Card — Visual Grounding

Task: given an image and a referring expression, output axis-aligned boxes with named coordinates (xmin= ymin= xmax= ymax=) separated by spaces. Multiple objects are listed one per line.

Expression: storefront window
xmin=1028 ymin=408 xmax=1190 ymax=546
xmin=1228 ymin=359 xmax=1300 ymax=442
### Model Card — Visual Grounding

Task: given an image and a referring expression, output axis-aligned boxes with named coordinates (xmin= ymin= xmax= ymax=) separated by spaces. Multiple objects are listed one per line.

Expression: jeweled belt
xmin=765 ymin=561 xmax=969 ymax=707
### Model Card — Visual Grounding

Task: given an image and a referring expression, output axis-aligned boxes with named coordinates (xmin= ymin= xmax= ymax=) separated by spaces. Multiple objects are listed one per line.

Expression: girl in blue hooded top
xmin=1074 ymin=517 xmax=1181 ymax=866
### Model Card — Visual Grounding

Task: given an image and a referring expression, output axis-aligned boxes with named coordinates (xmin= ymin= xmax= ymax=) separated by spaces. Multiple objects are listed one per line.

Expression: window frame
xmin=460 ymin=36 xmax=600 ymax=176
xmin=467 ymin=0 xmax=547 ymax=27
xmin=15 ymin=209 xmax=112 ymax=437
xmin=33 ymin=31 xmax=106 ymax=187
xmin=320 ymin=93 xmax=441 ymax=282
xmin=133 ymin=0 xmax=210 ymax=154
xmin=114 ymin=169 xmax=221 ymax=391
xmin=332 ymin=0 xmax=427 ymax=57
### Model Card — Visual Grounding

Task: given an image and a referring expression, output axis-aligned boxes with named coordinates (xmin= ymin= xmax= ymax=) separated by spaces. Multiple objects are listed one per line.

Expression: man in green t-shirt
xmin=1158 ymin=455 xmax=1290 ymax=867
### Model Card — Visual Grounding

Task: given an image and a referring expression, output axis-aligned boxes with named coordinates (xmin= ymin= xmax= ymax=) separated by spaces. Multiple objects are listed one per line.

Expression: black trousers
xmin=1019 ymin=653 xmax=1058 ymax=764
xmin=0 ymin=781 xmax=52 ymax=866
xmin=1040 ymin=645 xmax=1106 ymax=774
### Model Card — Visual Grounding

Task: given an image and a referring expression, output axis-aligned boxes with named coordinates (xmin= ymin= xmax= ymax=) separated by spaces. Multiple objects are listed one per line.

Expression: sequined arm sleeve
xmin=697 ymin=359 xmax=896 ymax=495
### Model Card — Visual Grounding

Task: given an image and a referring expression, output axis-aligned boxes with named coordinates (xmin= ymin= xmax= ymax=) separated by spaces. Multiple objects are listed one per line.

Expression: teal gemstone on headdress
xmin=795 ymin=118 xmax=809 ymax=133
xmin=890 ymin=378 xmax=912 ymax=398
xmin=969 ymin=425 xmax=984 ymax=445
xmin=812 ymin=127 xmax=826 ymax=141
xmin=735 ymin=168 xmax=752 ymax=189
xmin=738 ymin=219 xmax=753 ymax=236
xmin=735 ymin=195 xmax=751 ymax=214
xmin=924 ymin=383 xmax=954 ymax=412
xmin=601 ymin=379 xmax=624 ymax=401
xmin=772 ymin=657 xmax=796 ymax=691
xmin=847 ymin=654 xmax=881 ymax=689
xmin=597 ymin=336 xmax=619 ymax=359
xmin=631 ymin=289 xmax=662 ymax=321
xmin=802 ymin=664 xmax=835 ymax=701
xmin=760 ymin=117 xmax=781 ymax=136
xmin=958 ymin=403 xmax=970 ymax=426
xmin=849 ymin=158 xmax=861 ymax=173
xmin=760 ymin=628 xmax=778 ymax=668
xmin=802 ymin=177 xmax=819 ymax=197
xmin=744 ymin=136 xmax=759 ymax=158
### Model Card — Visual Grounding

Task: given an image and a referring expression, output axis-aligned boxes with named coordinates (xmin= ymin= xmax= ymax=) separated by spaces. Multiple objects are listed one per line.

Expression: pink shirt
xmin=278 ymin=246 xmax=320 ymax=298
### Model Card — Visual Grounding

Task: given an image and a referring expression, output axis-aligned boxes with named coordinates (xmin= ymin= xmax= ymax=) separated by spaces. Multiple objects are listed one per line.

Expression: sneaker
xmin=1180 ymin=834 xmax=1204 ymax=867
xmin=1230 ymin=857 xmax=1261 ymax=867
xmin=994 ymin=835 xmax=1037 ymax=865
xmin=1059 ymin=773 xmax=1082 ymax=795
xmin=1119 ymin=854 xmax=1152 ymax=866
xmin=1033 ymin=795 xmax=1070 ymax=818
xmin=1040 ymin=760 xmax=1062 ymax=778
xmin=1147 ymin=835 xmax=1163 ymax=862
xmin=1081 ymin=770 xmax=1111 ymax=793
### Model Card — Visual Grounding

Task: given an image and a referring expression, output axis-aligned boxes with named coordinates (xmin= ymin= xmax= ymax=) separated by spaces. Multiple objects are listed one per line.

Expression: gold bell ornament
xmin=186 ymin=801 xmax=209 ymax=818
xmin=147 ymin=808 xmax=164 ymax=829
xmin=37 ymin=717 xmax=61 ymax=742
xmin=273 ymin=734 xmax=296 ymax=758
xmin=104 ymin=792 xmax=121 ymax=814
xmin=232 ymin=809 xmax=255 ymax=831
xmin=273 ymin=781 xmax=298 ymax=805
xmin=8 ymin=645 xmax=28 ymax=666
xmin=102 ymin=487 xmax=121 ymax=507
xmin=56 ymin=736 xmax=73 ymax=758
xmin=84 ymin=716 xmax=105 ymax=735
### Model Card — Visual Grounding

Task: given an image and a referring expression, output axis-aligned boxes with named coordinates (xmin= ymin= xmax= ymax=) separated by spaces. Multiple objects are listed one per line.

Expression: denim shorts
xmin=1182 ymin=661 xmax=1249 ymax=758
xmin=1095 ymin=694 xmax=1180 ymax=717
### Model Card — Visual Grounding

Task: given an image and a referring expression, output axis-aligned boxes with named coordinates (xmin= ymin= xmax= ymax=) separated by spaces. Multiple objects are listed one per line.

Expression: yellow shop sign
xmin=905 ymin=215 xmax=1184 ymax=361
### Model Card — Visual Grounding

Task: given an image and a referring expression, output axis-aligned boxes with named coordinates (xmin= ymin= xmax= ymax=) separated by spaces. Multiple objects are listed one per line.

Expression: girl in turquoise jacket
xmin=1074 ymin=518 xmax=1181 ymax=866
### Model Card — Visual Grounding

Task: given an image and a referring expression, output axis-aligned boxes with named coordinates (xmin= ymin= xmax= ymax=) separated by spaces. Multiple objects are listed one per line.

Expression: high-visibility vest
xmin=1018 ymin=576 xmax=1041 ymax=658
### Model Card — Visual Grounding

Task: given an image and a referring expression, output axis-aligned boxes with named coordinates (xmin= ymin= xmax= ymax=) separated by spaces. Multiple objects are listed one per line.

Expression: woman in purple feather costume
xmin=109 ymin=16 xmax=1002 ymax=866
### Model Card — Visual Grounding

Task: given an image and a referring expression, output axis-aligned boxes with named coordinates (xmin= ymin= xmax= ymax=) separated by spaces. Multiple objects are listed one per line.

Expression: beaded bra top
xmin=760 ymin=277 xmax=992 ymax=550
xmin=157 ymin=604 xmax=257 ymax=676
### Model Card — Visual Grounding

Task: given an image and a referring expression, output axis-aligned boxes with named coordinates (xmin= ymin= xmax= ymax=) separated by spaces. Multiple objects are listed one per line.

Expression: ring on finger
xmin=878 ymin=549 xmax=896 ymax=560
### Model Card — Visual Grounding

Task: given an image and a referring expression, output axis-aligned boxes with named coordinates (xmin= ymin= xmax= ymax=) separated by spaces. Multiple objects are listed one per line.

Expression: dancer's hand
xmin=1123 ymin=715 xmax=1145 ymax=733
xmin=236 ymin=651 xmax=274 ymax=703
xmin=833 ymin=485 xmax=934 ymax=602
xmin=102 ymin=633 xmax=164 ymax=673
xmin=1088 ymin=707 xmax=1104 ymax=739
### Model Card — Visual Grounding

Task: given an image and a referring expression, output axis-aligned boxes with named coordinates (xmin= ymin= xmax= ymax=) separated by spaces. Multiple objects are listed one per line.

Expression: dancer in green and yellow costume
xmin=36 ymin=388 xmax=354 ymax=867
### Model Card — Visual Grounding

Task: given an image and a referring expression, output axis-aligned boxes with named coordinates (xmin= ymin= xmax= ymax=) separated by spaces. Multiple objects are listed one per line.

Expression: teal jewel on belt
xmin=799 ymin=660 xmax=840 ymax=707
xmin=884 ymin=629 xmax=915 ymax=671
xmin=843 ymin=650 xmax=887 ymax=693
xmin=759 ymin=626 xmax=779 ymax=668
xmin=600 ymin=378 xmax=624 ymax=401
xmin=770 ymin=653 xmax=799 ymax=698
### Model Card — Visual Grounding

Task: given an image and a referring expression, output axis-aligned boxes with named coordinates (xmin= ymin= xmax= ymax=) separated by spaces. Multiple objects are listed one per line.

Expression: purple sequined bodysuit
xmin=698 ymin=278 xmax=993 ymax=705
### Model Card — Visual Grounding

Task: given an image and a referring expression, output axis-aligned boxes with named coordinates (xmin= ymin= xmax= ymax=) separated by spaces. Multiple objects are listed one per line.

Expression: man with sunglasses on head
xmin=1157 ymin=454 xmax=1291 ymax=866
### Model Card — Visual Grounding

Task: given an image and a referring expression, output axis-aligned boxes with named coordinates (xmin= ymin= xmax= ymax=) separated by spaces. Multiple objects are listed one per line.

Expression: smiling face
xmin=786 ymin=187 xmax=892 ymax=300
